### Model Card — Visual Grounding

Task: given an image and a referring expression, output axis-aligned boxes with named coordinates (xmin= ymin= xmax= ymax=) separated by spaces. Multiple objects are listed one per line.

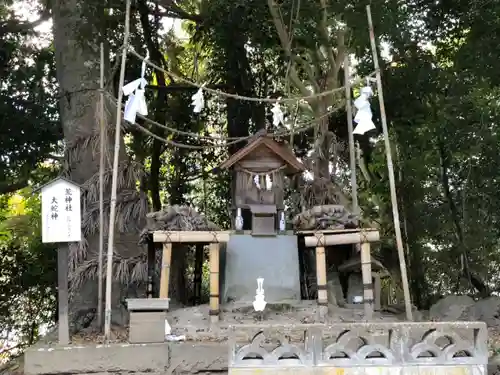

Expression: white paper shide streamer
xmin=271 ymin=101 xmax=284 ymax=126
xmin=353 ymin=86 xmax=376 ymax=135
xmin=122 ymin=56 xmax=149 ymax=123
xmin=191 ymin=87 xmax=205 ymax=113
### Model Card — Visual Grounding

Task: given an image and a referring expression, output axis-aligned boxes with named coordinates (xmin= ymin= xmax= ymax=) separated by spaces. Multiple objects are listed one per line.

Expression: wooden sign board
xmin=41 ymin=177 xmax=82 ymax=243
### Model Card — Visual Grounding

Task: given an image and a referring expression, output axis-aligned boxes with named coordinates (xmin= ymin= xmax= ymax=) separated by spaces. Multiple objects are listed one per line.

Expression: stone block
xmin=129 ymin=311 xmax=166 ymax=343
xmin=24 ymin=343 xmax=170 ymax=375
xmin=222 ymin=234 xmax=300 ymax=303
xmin=126 ymin=297 xmax=170 ymax=311
xmin=326 ymin=271 xmax=345 ymax=306
xmin=346 ymin=272 xmax=363 ymax=304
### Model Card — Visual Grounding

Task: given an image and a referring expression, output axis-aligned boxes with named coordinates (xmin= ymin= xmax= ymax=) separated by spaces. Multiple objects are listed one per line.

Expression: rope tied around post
xmin=163 ymin=231 xmax=173 ymax=244
xmin=209 ymin=230 xmax=220 ymax=244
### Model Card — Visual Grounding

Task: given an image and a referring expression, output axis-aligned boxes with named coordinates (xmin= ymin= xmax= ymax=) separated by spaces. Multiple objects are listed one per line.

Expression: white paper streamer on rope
xmin=122 ymin=55 xmax=149 ymax=123
xmin=271 ymin=101 xmax=285 ymax=126
xmin=191 ymin=87 xmax=205 ymax=113
xmin=353 ymin=85 xmax=376 ymax=135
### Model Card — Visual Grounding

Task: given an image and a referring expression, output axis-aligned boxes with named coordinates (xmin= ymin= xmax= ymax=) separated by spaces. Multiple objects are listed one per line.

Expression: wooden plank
xmin=209 ymin=243 xmax=220 ymax=323
xmin=304 ymin=231 xmax=380 ymax=247
xmin=58 ymin=245 xmax=70 ymax=345
xmin=153 ymin=231 xmax=231 ymax=243
xmin=159 ymin=243 xmax=172 ymax=300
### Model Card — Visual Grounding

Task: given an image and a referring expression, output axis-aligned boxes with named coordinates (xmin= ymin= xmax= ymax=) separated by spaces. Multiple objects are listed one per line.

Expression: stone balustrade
xmin=228 ymin=321 xmax=488 ymax=375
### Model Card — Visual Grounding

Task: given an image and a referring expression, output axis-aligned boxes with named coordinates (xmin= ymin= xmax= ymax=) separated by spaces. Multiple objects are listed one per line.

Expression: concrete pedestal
xmin=222 ymin=234 xmax=300 ymax=303
xmin=129 ymin=311 xmax=166 ymax=343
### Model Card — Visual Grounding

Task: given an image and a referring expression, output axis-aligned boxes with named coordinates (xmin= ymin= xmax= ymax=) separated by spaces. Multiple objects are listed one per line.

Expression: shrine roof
xmin=219 ymin=132 xmax=305 ymax=174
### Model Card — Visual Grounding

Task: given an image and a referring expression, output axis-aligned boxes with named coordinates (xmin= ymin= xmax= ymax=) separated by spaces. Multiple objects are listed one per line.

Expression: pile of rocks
xmin=139 ymin=205 xmax=219 ymax=243
xmin=292 ymin=205 xmax=358 ymax=230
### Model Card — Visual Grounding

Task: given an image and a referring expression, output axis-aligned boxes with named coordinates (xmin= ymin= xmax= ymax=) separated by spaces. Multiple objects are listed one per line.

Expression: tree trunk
xmin=52 ymin=0 xmax=141 ymax=329
xmin=438 ymin=138 xmax=490 ymax=298
xmin=138 ymin=0 xmax=166 ymax=212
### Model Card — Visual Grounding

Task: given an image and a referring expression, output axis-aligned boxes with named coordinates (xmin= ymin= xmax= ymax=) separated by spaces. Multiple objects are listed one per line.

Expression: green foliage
xmin=0 ymin=192 xmax=57 ymax=361
xmin=0 ymin=1 xmax=61 ymax=194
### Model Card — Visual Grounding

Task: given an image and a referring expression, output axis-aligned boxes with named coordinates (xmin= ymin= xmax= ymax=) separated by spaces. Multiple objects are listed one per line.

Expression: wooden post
xmin=97 ymin=42 xmax=105 ymax=330
xmin=315 ymin=246 xmax=328 ymax=306
xmin=58 ymin=245 xmax=70 ymax=345
xmin=209 ymin=243 xmax=220 ymax=323
xmin=147 ymin=233 xmax=155 ymax=298
xmin=366 ymin=4 xmax=413 ymax=321
xmin=194 ymin=244 xmax=204 ymax=305
xmin=105 ymin=0 xmax=132 ymax=340
xmin=344 ymin=55 xmax=358 ymax=214
xmin=159 ymin=243 xmax=172 ymax=300
xmin=373 ymin=272 xmax=381 ymax=311
xmin=360 ymin=242 xmax=374 ymax=319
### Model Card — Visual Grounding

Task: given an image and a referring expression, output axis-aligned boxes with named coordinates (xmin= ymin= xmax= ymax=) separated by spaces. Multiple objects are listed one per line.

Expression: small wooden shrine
xmin=219 ymin=130 xmax=305 ymax=235
xmin=217 ymin=131 xmax=305 ymax=303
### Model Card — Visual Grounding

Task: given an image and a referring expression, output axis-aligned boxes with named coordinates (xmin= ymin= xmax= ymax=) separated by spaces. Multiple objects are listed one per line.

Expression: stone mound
xmin=429 ymin=295 xmax=500 ymax=328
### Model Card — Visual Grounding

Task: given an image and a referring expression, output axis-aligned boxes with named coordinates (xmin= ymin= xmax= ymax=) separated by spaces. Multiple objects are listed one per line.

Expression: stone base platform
xmin=23 ymin=321 xmax=489 ymax=375
xmin=24 ymin=341 xmax=228 ymax=375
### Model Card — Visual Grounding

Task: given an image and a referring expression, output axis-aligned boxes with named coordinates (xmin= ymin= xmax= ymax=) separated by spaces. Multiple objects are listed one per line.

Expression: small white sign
xmin=41 ymin=178 xmax=82 ymax=243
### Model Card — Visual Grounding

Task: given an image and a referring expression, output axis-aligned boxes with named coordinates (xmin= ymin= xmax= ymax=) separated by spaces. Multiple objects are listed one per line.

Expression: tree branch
xmin=0 ymin=179 xmax=29 ymax=194
xmin=317 ymin=0 xmax=336 ymax=70
xmin=156 ymin=0 xmax=202 ymax=22
xmin=0 ymin=9 xmax=51 ymax=37
xmin=317 ymin=0 xmax=346 ymax=91
xmin=267 ymin=0 xmax=315 ymax=100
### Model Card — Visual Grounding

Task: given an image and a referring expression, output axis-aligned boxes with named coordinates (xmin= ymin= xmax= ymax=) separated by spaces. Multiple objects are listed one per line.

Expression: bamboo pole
xmin=344 ymin=55 xmax=358 ymax=213
xmin=98 ymin=43 xmax=105 ymax=330
xmin=159 ymin=243 xmax=172 ymax=299
xmin=104 ymin=0 xmax=132 ymax=340
xmin=153 ymin=231 xmax=231 ymax=243
xmin=315 ymin=246 xmax=328 ymax=306
xmin=304 ymin=230 xmax=379 ymax=248
xmin=360 ymin=242 xmax=373 ymax=319
xmin=209 ymin=243 xmax=220 ymax=323
xmin=366 ymin=5 xmax=413 ymax=321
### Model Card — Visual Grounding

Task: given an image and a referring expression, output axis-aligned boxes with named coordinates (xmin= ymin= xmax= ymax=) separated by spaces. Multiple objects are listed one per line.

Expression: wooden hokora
xmin=219 ymin=131 xmax=305 ymax=236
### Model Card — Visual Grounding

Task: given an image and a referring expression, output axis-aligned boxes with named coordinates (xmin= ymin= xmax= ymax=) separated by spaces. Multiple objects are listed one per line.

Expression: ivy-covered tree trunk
xmin=52 ymin=0 xmax=142 ymax=329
